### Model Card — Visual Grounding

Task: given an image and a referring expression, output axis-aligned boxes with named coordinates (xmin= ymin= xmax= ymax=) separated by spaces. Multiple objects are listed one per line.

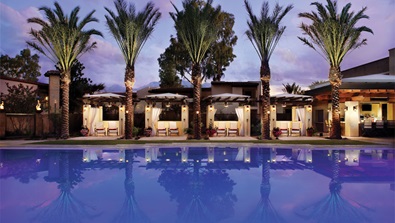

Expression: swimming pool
xmin=0 ymin=146 xmax=394 ymax=223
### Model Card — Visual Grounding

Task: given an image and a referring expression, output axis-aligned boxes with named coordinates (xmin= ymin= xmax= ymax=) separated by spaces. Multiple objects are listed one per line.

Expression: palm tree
xmin=105 ymin=0 xmax=161 ymax=139
xmin=245 ymin=0 xmax=293 ymax=140
xmin=282 ymin=82 xmax=304 ymax=94
xmin=170 ymin=0 xmax=221 ymax=139
xmin=27 ymin=2 xmax=102 ymax=139
xmin=298 ymin=0 xmax=373 ymax=139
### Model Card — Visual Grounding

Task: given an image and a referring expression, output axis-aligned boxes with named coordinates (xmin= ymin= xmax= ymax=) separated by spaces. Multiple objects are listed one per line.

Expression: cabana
xmin=82 ymin=93 xmax=126 ymax=136
xmin=144 ymin=93 xmax=189 ymax=136
xmin=270 ymin=93 xmax=313 ymax=136
xmin=204 ymin=93 xmax=251 ymax=136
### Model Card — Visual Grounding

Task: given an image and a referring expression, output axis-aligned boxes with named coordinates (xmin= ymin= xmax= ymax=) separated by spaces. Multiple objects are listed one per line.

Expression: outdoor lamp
xmin=271 ymin=105 xmax=276 ymax=111
xmin=0 ymin=101 xmax=4 ymax=111
xmin=307 ymin=105 xmax=312 ymax=112
xmin=182 ymin=105 xmax=187 ymax=111
xmin=246 ymin=105 xmax=250 ymax=111
xmin=224 ymin=102 xmax=228 ymax=107
xmin=196 ymin=110 xmax=200 ymax=114
xmin=166 ymin=102 xmax=171 ymax=108
xmin=209 ymin=105 xmax=213 ymax=111
xmin=146 ymin=105 xmax=150 ymax=111
xmin=36 ymin=100 xmax=42 ymax=112
xmin=353 ymin=106 xmax=357 ymax=111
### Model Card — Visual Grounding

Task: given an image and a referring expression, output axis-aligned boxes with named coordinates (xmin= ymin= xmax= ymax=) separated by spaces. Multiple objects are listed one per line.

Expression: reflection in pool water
xmin=0 ymin=147 xmax=393 ymax=223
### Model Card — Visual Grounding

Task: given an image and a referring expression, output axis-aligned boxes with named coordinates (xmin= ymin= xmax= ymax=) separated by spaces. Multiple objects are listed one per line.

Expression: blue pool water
xmin=0 ymin=146 xmax=394 ymax=223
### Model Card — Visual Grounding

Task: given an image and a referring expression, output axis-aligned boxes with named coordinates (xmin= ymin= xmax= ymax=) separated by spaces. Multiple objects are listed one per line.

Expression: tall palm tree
xmin=170 ymin=0 xmax=221 ymax=139
xmin=105 ymin=0 xmax=161 ymax=139
xmin=298 ymin=0 xmax=373 ymax=139
xmin=27 ymin=2 xmax=102 ymax=139
xmin=245 ymin=0 xmax=293 ymax=140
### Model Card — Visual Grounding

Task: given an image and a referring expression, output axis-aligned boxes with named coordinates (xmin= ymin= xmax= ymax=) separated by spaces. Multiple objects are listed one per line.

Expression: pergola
xmin=143 ymin=93 xmax=190 ymax=136
xmin=204 ymin=93 xmax=251 ymax=136
xmin=269 ymin=93 xmax=314 ymax=136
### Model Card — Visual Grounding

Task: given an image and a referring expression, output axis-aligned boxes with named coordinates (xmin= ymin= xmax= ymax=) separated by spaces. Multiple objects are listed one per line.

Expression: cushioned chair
xmin=107 ymin=121 xmax=119 ymax=136
xmin=364 ymin=120 xmax=372 ymax=129
xmin=216 ymin=122 xmax=227 ymax=136
xmin=279 ymin=122 xmax=289 ymax=137
xmin=290 ymin=122 xmax=301 ymax=136
xmin=168 ymin=122 xmax=179 ymax=136
xmin=95 ymin=122 xmax=106 ymax=136
xmin=157 ymin=122 xmax=167 ymax=136
xmin=228 ymin=122 xmax=239 ymax=136
xmin=375 ymin=120 xmax=384 ymax=129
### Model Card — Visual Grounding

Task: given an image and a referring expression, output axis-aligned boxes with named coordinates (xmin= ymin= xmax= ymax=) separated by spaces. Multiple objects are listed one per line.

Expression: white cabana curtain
xmin=151 ymin=108 xmax=162 ymax=135
xmin=296 ymin=108 xmax=306 ymax=136
xmin=88 ymin=108 xmax=98 ymax=135
xmin=235 ymin=107 xmax=244 ymax=136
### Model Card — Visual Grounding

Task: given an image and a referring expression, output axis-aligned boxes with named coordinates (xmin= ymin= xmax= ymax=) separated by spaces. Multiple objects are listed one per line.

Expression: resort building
xmin=305 ymin=48 xmax=395 ymax=137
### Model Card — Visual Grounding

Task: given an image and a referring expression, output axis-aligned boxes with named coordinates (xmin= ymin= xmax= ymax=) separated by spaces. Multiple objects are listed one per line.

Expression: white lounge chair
xmin=228 ymin=122 xmax=239 ymax=136
xmin=216 ymin=122 xmax=227 ymax=136
xmin=107 ymin=121 xmax=118 ymax=136
xmin=290 ymin=122 xmax=301 ymax=136
xmin=95 ymin=122 xmax=106 ymax=136
xmin=157 ymin=122 xmax=167 ymax=136
xmin=168 ymin=122 xmax=179 ymax=136
xmin=375 ymin=120 xmax=384 ymax=129
xmin=279 ymin=122 xmax=289 ymax=137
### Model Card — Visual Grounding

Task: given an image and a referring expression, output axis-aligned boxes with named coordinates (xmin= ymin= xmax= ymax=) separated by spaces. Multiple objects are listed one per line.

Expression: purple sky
xmin=0 ymin=0 xmax=394 ymax=94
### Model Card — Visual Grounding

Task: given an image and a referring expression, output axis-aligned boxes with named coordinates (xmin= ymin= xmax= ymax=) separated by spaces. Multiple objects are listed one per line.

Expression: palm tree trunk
xmin=125 ymin=66 xmax=135 ymax=139
xmin=329 ymin=66 xmax=342 ymax=139
xmin=192 ymin=63 xmax=202 ymax=139
xmin=260 ymin=60 xmax=271 ymax=140
xmin=60 ymin=72 xmax=70 ymax=139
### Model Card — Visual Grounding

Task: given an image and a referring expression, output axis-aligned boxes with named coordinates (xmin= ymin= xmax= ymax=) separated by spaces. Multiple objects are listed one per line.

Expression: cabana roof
xmin=270 ymin=93 xmax=313 ymax=104
xmin=144 ymin=93 xmax=189 ymax=102
xmin=82 ymin=92 xmax=127 ymax=104
xmin=204 ymin=93 xmax=250 ymax=102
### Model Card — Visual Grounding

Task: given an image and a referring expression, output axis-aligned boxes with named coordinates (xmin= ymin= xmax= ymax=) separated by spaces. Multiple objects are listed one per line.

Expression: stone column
xmin=244 ymin=105 xmax=251 ymax=136
xmin=181 ymin=105 xmax=189 ymax=135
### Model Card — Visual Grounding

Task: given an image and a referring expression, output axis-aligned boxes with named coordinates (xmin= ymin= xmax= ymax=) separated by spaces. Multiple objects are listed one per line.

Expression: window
xmin=159 ymin=104 xmax=181 ymax=121
xmin=103 ymin=106 xmax=119 ymax=121
xmin=276 ymin=108 xmax=292 ymax=121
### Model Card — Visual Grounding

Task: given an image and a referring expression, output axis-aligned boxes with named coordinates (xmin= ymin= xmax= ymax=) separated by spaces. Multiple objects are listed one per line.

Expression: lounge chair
xmin=157 ymin=122 xmax=167 ymax=136
xmin=228 ymin=122 xmax=239 ymax=136
xmin=216 ymin=122 xmax=227 ymax=136
xmin=290 ymin=122 xmax=301 ymax=136
xmin=168 ymin=122 xmax=179 ymax=136
xmin=364 ymin=120 xmax=372 ymax=129
xmin=95 ymin=122 xmax=106 ymax=136
xmin=279 ymin=122 xmax=289 ymax=137
xmin=107 ymin=121 xmax=119 ymax=136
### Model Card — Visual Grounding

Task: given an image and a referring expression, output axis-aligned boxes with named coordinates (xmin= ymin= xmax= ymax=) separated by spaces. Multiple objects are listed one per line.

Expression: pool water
xmin=0 ymin=147 xmax=394 ymax=223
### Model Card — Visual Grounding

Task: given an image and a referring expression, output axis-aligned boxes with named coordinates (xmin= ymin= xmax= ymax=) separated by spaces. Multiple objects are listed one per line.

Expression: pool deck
xmin=0 ymin=135 xmax=394 ymax=148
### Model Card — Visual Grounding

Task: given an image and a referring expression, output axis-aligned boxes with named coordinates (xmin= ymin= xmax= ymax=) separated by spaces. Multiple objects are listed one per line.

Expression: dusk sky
xmin=1 ymin=0 xmax=394 ymax=94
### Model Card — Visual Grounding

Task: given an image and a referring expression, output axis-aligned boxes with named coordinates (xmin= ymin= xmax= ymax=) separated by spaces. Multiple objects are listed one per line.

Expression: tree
xmin=158 ymin=37 xmax=183 ymax=88
xmin=298 ymin=0 xmax=373 ymax=139
xmin=65 ymin=60 xmax=105 ymax=113
xmin=309 ymin=80 xmax=328 ymax=89
xmin=170 ymin=0 xmax=221 ymax=139
xmin=159 ymin=3 xmax=237 ymax=85
xmin=27 ymin=2 xmax=102 ymax=139
xmin=105 ymin=0 xmax=161 ymax=139
xmin=0 ymin=48 xmax=41 ymax=81
xmin=4 ymin=83 xmax=37 ymax=113
xmin=282 ymin=82 xmax=304 ymax=94
xmin=245 ymin=0 xmax=293 ymax=140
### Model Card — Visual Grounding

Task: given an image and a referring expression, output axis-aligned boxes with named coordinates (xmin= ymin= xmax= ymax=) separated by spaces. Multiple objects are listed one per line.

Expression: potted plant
xmin=144 ymin=127 xmax=152 ymax=137
xmin=307 ymin=127 xmax=315 ymax=136
xmin=80 ymin=125 xmax=89 ymax=136
xmin=206 ymin=121 xmax=216 ymax=137
xmin=272 ymin=127 xmax=281 ymax=139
